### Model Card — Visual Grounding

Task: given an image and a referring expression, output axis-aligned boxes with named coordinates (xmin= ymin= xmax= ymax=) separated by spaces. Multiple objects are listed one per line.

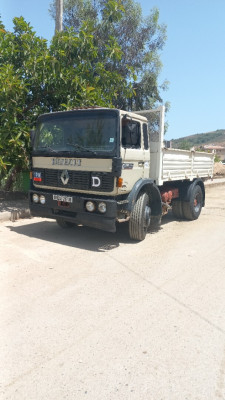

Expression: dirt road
xmin=1 ymin=184 xmax=225 ymax=400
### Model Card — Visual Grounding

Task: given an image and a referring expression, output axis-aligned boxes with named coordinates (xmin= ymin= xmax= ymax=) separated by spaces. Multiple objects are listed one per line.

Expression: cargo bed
xmin=134 ymin=107 xmax=214 ymax=185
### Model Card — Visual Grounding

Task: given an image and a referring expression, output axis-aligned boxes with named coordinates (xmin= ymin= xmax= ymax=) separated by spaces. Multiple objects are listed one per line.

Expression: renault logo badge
xmin=61 ymin=170 xmax=69 ymax=185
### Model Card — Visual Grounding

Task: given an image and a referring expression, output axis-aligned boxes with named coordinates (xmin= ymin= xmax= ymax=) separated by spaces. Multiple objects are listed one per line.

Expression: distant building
xmin=203 ymin=145 xmax=225 ymax=161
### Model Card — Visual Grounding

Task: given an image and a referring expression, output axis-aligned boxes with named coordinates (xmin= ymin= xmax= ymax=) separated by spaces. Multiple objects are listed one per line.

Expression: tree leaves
xmin=52 ymin=0 xmax=168 ymax=110
xmin=0 ymin=8 xmax=134 ymax=187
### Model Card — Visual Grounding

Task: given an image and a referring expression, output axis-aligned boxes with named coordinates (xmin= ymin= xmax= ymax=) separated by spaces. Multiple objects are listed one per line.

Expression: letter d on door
xmin=92 ymin=176 xmax=101 ymax=187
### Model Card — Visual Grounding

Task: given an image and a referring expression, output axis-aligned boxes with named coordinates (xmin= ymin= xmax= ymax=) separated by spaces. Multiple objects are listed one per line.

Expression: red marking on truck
xmin=161 ymin=188 xmax=179 ymax=203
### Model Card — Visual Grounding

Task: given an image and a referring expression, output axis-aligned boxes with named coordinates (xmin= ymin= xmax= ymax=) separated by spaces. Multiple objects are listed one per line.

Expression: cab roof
xmin=37 ymin=107 xmax=148 ymax=123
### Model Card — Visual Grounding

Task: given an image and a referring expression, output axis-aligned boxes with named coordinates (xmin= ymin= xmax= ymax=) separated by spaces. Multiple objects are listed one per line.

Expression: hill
xmin=171 ymin=129 xmax=225 ymax=149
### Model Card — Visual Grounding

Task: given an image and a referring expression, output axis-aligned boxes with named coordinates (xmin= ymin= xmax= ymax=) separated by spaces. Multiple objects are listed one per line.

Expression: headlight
xmin=98 ymin=202 xmax=107 ymax=213
xmin=40 ymin=195 xmax=46 ymax=205
xmin=86 ymin=201 xmax=95 ymax=212
xmin=32 ymin=193 xmax=39 ymax=203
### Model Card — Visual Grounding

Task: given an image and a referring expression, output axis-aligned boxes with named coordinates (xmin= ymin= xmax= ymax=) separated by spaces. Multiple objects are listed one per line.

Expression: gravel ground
xmin=0 ymin=184 xmax=225 ymax=400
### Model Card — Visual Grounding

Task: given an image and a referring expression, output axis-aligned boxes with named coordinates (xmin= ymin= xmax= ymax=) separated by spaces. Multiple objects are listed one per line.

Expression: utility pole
xmin=55 ymin=0 xmax=63 ymax=34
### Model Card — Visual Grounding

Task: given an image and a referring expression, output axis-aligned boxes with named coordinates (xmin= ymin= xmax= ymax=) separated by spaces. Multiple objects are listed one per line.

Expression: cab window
xmin=143 ymin=123 xmax=149 ymax=150
xmin=122 ymin=119 xmax=140 ymax=149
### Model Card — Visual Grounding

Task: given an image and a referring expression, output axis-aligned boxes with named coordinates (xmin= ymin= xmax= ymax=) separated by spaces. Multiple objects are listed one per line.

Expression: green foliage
xmin=214 ymin=154 xmax=221 ymax=163
xmin=0 ymin=5 xmax=134 ymax=188
xmin=49 ymin=0 xmax=167 ymax=110
xmin=177 ymin=140 xmax=191 ymax=150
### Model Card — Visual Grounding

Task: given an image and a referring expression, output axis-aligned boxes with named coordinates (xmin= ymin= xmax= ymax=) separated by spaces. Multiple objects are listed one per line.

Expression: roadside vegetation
xmin=0 ymin=0 xmax=167 ymax=191
xmin=172 ymin=129 xmax=225 ymax=149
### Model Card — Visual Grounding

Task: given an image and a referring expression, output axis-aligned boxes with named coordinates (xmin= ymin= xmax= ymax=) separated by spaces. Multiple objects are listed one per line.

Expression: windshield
xmin=33 ymin=111 xmax=118 ymax=155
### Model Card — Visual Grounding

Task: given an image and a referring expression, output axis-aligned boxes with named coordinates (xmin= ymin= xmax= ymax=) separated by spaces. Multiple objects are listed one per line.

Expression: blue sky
xmin=1 ymin=0 xmax=225 ymax=140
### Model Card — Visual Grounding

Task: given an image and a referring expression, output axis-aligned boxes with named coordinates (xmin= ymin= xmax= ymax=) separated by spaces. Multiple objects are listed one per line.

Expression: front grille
xmin=44 ymin=169 xmax=89 ymax=190
xmin=33 ymin=168 xmax=114 ymax=192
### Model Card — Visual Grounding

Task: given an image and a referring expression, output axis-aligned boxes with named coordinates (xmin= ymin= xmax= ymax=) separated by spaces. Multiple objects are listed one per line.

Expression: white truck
xmin=29 ymin=106 xmax=214 ymax=240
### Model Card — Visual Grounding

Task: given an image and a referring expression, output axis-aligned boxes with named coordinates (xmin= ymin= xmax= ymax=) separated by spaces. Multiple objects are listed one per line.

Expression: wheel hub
xmin=194 ymin=195 xmax=200 ymax=212
xmin=144 ymin=206 xmax=151 ymax=228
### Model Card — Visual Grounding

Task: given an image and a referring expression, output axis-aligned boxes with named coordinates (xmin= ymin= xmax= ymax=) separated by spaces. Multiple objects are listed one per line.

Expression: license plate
xmin=53 ymin=194 xmax=73 ymax=203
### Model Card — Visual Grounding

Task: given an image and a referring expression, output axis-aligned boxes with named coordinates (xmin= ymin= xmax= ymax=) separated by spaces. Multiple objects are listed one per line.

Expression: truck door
xmin=121 ymin=118 xmax=145 ymax=191
xmin=142 ymin=122 xmax=150 ymax=179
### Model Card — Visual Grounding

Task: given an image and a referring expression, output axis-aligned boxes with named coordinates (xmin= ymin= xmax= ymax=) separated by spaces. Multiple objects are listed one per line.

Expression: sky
xmin=1 ymin=0 xmax=225 ymax=140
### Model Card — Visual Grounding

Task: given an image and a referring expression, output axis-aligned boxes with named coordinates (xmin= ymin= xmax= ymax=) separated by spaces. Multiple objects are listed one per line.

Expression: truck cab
xmin=30 ymin=107 xmax=159 ymax=236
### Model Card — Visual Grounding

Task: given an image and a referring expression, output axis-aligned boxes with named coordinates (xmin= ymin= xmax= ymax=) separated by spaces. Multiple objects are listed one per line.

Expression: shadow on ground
xmin=7 ymin=212 xmax=176 ymax=252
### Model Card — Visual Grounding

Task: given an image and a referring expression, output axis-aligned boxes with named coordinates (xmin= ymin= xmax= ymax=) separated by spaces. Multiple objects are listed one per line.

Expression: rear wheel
xmin=182 ymin=185 xmax=203 ymax=220
xmin=129 ymin=192 xmax=151 ymax=241
xmin=172 ymin=200 xmax=184 ymax=219
xmin=56 ymin=218 xmax=75 ymax=228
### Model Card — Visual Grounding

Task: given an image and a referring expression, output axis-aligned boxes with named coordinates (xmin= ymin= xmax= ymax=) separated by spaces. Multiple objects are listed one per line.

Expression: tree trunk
xmin=55 ymin=0 xmax=63 ymax=34
xmin=3 ymin=165 xmax=21 ymax=192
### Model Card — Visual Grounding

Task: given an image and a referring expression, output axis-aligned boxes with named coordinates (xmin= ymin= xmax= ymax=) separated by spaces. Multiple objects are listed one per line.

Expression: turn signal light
xmin=117 ymin=177 xmax=123 ymax=188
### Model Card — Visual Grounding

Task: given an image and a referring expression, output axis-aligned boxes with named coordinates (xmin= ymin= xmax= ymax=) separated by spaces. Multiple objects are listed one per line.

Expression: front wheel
xmin=129 ymin=192 xmax=151 ymax=241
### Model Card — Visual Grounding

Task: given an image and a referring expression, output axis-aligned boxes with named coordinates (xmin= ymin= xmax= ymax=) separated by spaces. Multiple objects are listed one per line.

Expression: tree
xmin=0 ymin=7 xmax=134 ymax=189
xmin=49 ymin=0 xmax=167 ymax=110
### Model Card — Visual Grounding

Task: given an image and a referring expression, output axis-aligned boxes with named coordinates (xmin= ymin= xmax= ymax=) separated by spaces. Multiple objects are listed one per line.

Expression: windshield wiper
xmin=66 ymin=142 xmax=97 ymax=155
xmin=40 ymin=145 xmax=58 ymax=153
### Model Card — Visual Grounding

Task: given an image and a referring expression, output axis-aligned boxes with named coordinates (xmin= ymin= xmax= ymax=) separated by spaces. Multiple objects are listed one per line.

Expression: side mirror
xmin=30 ymin=129 xmax=35 ymax=147
xmin=123 ymin=114 xmax=132 ymax=123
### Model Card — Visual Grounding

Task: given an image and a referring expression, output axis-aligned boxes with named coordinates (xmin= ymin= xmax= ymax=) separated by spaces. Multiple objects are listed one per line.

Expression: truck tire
xmin=129 ymin=192 xmax=151 ymax=241
xmin=172 ymin=200 xmax=184 ymax=219
xmin=182 ymin=185 xmax=203 ymax=220
xmin=150 ymin=215 xmax=161 ymax=230
xmin=56 ymin=218 xmax=75 ymax=228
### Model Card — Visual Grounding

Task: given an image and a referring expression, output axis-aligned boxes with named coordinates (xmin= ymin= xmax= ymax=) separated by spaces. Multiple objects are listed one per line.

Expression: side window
xmin=143 ymin=123 xmax=149 ymax=150
xmin=122 ymin=120 xmax=141 ymax=149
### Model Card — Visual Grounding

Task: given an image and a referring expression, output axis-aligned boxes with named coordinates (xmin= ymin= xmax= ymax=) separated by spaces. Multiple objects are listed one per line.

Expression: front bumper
xmin=29 ymin=190 xmax=117 ymax=233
